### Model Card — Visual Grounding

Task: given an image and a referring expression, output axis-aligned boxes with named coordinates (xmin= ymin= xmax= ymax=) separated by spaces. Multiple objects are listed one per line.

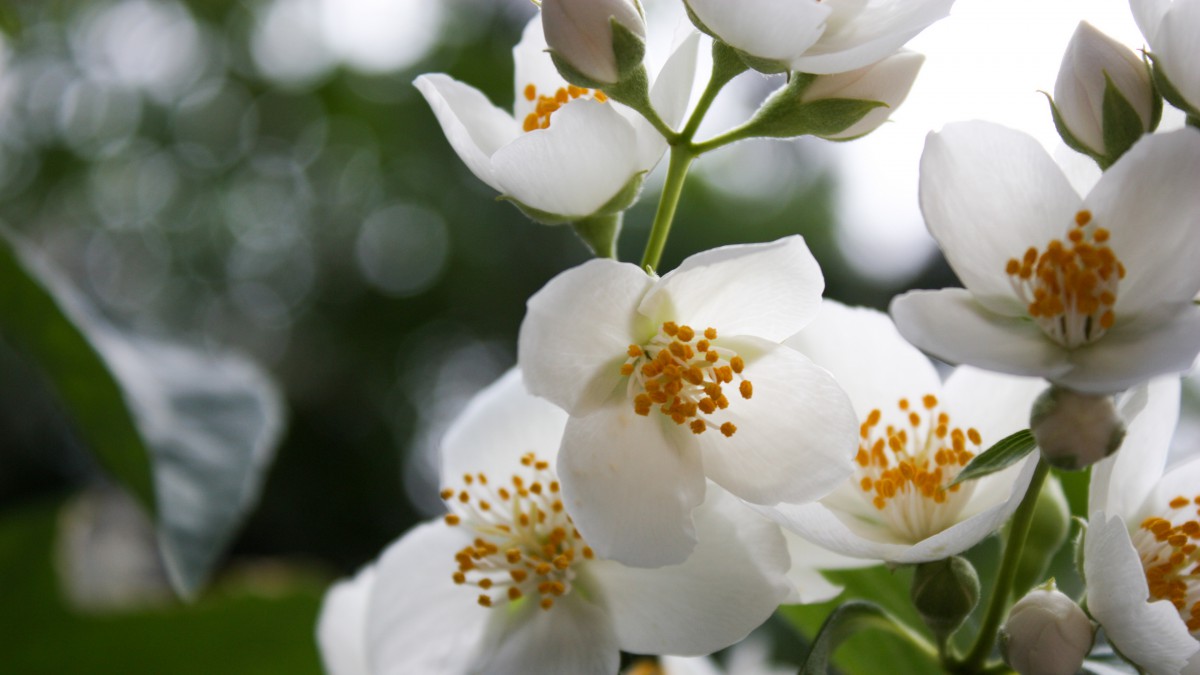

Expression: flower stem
xmin=639 ymin=146 xmax=694 ymax=272
xmin=953 ymin=459 xmax=1051 ymax=673
xmin=1188 ymin=114 xmax=1200 ymax=130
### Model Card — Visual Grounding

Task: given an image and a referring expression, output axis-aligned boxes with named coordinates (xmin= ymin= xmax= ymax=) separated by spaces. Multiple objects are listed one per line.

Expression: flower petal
xmin=493 ymin=99 xmax=642 ymax=219
xmin=695 ymin=337 xmax=858 ymax=505
xmin=317 ymin=566 xmax=374 ymax=675
xmin=440 ymin=369 xmax=569 ymax=489
xmin=512 ymin=17 xmax=570 ymax=122
xmin=919 ymin=122 xmax=1082 ymax=315
xmin=1085 ymin=512 xmax=1199 ymax=674
xmin=586 ymin=488 xmax=791 ymax=655
xmin=1087 ymin=130 xmax=1200 ymax=314
xmin=638 ymin=236 xmax=824 ymax=342
xmin=785 ymin=301 xmax=941 ymax=421
xmin=1089 ymin=377 xmax=1180 ymax=519
xmin=686 ymin=0 xmax=829 ymax=63
xmin=1055 ymin=305 xmax=1200 ymax=394
xmin=1150 ymin=453 xmax=1200 ymax=518
xmin=791 ymin=0 xmax=953 ymax=74
xmin=889 ymin=289 xmax=1072 ymax=379
xmin=366 ymin=522 xmax=489 ymax=674
xmin=478 ymin=594 xmax=619 ymax=675
xmin=783 ymin=530 xmax=874 ymax=604
xmin=764 ymin=500 xmax=912 ymax=561
xmin=1131 ymin=0 xmax=1171 ymax=42
xmin=519 ymin=258 xmax=653 ymax=416
xmin=624 ymin=31 xmax=702 ymax=171
xmin=557 ymin=400 xmax=707 ymax=567
xmin=1155 ymin=0 xmax=1200 ymax=110
xmin=939 ymin=366 xmax=1045 ymax=458
xmin=413 ymin=74 xmax=515 ymax=193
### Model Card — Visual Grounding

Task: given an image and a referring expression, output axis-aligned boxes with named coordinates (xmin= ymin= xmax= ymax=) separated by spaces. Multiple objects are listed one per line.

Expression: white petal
xmin=439 ymin=369 xmax=569 ymax=488
xmin=478 ymin=594 xmax=619 ymax=675
xmin=694 ymin=338 xmax=858 ymax=505
xmin=660 ymin=655 xmax=725 ymax=675
xmin=1150 ymin=453 xmax=1200 ymax=517
xmin=1155 ymin=0 xmax=1200 ymax=110
xmin=783 ymin=530 xmax=874 ymax=604
xmin=1089 ymin=377 xmax=1179 ymax=519
xmin=558 ymin=401 xmax=707 ymax=567
xmin=650 ymin=31 xmax=702 ymax=130
xmin=765 ymin=500 xmax=913 ymax=561
xmin=587 ymin=488 xmax=791 ymax=655
xmin=512 ymin=17 xmax=568 ymax=122
xmin=317 ymin=566 xmax=375 ymax=675
xmin=918 ymin=122 xmax=1082 ymax=315
xmin=519 ymin=259 xmax=654 ymax=416
xmin=493 ymin=100 xmax=642 ymax=219
xmin=791 ymin=0 xmax=952 ymax=74
xmin=366 ymin=522 xmax=489 ymax=674
xmin=1055 ymin=306 xmax=1200 ymax=394
xmin=785 ymin=300 xmax=941 ymax=421
xmin=940 ymin=366 xmax=1046 ymax=458
xmin=1131 ymin=0 xmax=1171 ymax=42
xmin=413 ymin=74 xmax=515 ymax=193
xmin=686 ymin=0 xmax=829 ymax=62
xmin=639 ymin=236 xmax=824 ymax=341
xmin=889 ymin=289 xmax=1072 ymax=379
xmin=1087 ymin=130 xmax=1200 ymax=314
xmin=1085 ymin=512 xmax=1199 ymax=674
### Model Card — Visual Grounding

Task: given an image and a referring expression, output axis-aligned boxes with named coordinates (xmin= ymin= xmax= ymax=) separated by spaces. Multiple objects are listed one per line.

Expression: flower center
xmin=1005 ymin=209 xmax=1125 ymax=349
xmin=854 ymin=394 xmax=981 ymax=543
xmin=521 ymin=83 xmax=608 ymax=132
xmin=619 ymin=322 xmax=752 ymax=438
xmin=440 ymin=452 xmax=593 ymax=611
xmin=1135 ymin=494 xmax=1200 ymax=636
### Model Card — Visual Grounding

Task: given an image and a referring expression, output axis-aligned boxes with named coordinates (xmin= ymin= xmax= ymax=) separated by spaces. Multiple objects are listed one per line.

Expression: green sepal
xmin=1100 ymin=72 xmax=1148 ymax=166
xmin=799 ymin=601 xmax=913 ymax=675
xmin=910 ymin=556 xmax=980 ymax=644
xmin=1072 ymin=515 xmax=1089 ymax=588
xmin=1144 ymin=52 xmax=1164 ymax=132
xmin=735 ymin=74 xmax=887 ymax=140
xmin=709 ymin=39 xmax=751 ymax=91
xmin=571 ymin=212 xmax=622 ymax=259
xmin=1148 ymin=52 xmax=1200 ymax=118
xmin=948 ymin=428 xmax=1038 ymax=487
xmin=498 ymin=170 xmax=646 ymax=226
xmin=1009 ymin=475 xmax=1070 ymax=599
xmin=1046 ymin=93 xmax=1106 ymax=167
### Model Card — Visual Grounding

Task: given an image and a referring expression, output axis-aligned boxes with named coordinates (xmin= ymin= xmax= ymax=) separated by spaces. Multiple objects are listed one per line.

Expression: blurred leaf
xmin=0 ymin=500 xmax=324 ymax=675
xmin=949 ymin=429 xmax=1036 ymax=487
xmin=0 ymin=235 xmax=285 ymax=595
xmin=798 ymin=602 xmax=909 ymax=675
xmin=779 ymin=566 xmax=939 ymax=674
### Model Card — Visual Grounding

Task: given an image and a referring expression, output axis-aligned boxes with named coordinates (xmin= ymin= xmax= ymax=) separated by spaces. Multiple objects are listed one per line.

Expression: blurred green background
xmin=0 ymin=0 xmax=961 ymax=671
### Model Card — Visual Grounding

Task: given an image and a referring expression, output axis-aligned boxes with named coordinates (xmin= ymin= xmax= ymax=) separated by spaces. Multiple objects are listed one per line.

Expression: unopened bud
xmin=1051 ymin=22 xmax=1157 ymax=164
xmin=801 ymin=51 xmax=924 ymax=140
xmin=910 ymin=556 xmax=980 ymax=642
xmin=542 ymin=0 xmax=645 ymax=86
xmin=1030 ymin=385 xmax=1126 ymax=470
xmin=1001 ymin=583 xmax=1095 ymax=675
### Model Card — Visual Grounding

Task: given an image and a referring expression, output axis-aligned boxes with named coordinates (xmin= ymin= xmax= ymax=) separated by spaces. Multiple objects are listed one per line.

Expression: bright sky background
xmin=835 ymin=0 xmax=1155 ymax=282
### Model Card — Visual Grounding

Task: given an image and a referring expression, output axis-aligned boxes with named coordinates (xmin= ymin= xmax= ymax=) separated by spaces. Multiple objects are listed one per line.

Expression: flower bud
xmin=801 ymin=51 xmax=924 ymax=140
xmin=1052 ymin=22 xmax=1157 ymax=163
xmin=1030 ymin=385 xmax=1126 ymax=470
xmin=1000 ymin=584 xmax=1095 ymax=675
xmin=542 ymin=0 xmax=645 ymax=86
xmin=910 ymin=556 xmax=980 ymax=642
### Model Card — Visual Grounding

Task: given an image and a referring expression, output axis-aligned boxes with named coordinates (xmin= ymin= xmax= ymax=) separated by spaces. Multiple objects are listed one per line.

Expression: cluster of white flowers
xmin=316 ymin=0 xmax=1200 ymax=673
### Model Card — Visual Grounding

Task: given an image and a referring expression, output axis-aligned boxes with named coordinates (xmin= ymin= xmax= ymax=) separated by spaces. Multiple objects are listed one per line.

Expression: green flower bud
xmin=542 ymin=0 xmax=645 ymax=86
xmin=910 ymin=556 xmax=980 ymax=642
xmin=1030 ymin=385 xmax=1126 ymax=470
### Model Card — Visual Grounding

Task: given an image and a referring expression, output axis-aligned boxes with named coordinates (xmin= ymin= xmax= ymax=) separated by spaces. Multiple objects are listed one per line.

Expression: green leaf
xmin=797 ymin=602 xmax=917 ymax=675
xmin=949 ymin=428 xmax=1037 ymax=488
xmin=0 ymin=235 xmax=285 ymax=596
xmin=1100 ymin=72 xmax=1147 ymax=164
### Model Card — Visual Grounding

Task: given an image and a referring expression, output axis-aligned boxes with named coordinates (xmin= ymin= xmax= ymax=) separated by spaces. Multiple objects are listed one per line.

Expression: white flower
xmin=1132 ymin=0 xmax=1200 ymax=114
xmin=684 ymin=0 xmax=951 ymax=74
xmin=801 ymin=50 xmax=925 ymax=140
xmin=1086 ymin=376 xmax=1200 ymax=675
xmin=518 ymin=236 xmax=859 ymax=567
xmin=891 ymin=122 xmax=1200 ymax=395
xmin=648 ymin=636 xmax=795 ymax=675
xmin=1054 ymin=21 xmax=1156 ymax=156
xmin=315 ymin=369 xmax=792 ymax=675
xmin=414 ymin=17 xmax=698 ymax=222
xmin=542 ymin=0 xmax=645 ymax=85
xmin=763 ymin=302 xmax=1045 ymax=564
xmin=1001 ymin=585 xmax=1095 ymax=675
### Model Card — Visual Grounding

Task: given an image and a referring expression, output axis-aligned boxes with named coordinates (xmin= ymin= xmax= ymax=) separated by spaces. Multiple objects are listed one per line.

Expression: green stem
xmin=639 ymin=146 xmax=694 ymax=272
xmin=954 ymin=460 xmax=1051 ymax=673
xmin=1188 ymin=114 xmax=1200 ymax=130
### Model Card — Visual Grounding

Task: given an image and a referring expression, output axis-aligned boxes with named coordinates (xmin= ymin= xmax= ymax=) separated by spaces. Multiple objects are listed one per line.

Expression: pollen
xmin=520 ymin=83 xmax=608 ymax=133
xmin=440 ymin=452 xmax=591 ymax=612
xmin=1135 ymin=494 xmax=1200 ymax=636
xmin=853 ymin=393 xmax=982 ymax=543
xmin=618 ymin=322 xmax=752 ymax=438
xmin=1005 ymin=210 xmax=1124 ymax=348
